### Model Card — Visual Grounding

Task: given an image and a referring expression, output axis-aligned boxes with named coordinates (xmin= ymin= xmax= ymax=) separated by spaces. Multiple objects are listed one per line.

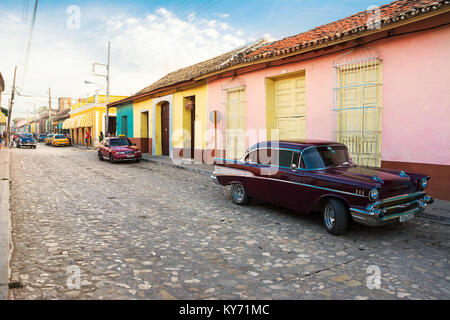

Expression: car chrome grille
xmin=372 ymin=192 xmax=426 ymax=217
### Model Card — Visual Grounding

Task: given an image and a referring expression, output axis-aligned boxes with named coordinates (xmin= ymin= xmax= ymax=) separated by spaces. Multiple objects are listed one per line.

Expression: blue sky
xmin=0 ymin=0 xmax=390 ymax=117
xmin=8 ymin=0 xmax=389 ymax=39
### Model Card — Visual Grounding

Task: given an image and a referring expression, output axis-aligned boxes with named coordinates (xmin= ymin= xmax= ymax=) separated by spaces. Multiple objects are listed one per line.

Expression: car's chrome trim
xmin=350 ymin=194 xmax=433 ymax=226
xmin=214 ymin=170 xmax=367 ymax=198
xmin=213 ymin=157 xmax=328 ymax=171
xmin=210 ymin=174 xmax=219 ymax=185
xmin=367 ymin=191 xmax=427 ymax=211
xmin=214 ymin=166 xmax=255 ymax=177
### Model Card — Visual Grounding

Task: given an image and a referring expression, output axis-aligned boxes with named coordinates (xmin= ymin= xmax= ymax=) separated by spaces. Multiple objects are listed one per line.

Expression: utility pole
xmin=92 ymin=41 xmax=111 ymax=135
xmin=106 ymin=41 xmax=110 ymax=136
xmin=48 ymin=88 xmax=52 ymax=133
xmin=6 ymin=66 xmax=17 ymax=147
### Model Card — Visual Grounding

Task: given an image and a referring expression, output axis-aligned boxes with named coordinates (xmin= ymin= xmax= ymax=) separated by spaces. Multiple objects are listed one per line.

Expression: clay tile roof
xmin=244 ymin=0 xmax=448 ymax=61
xmin=133 ymin=39 xmax=268 ymax=97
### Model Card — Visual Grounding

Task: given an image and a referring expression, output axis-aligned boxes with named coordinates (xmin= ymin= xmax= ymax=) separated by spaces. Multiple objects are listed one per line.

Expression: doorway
xmin=121 ymin=115 xmax=128 ymax=137
xmin=185 ymin=96 xmax=196 ymax=159
xmin=141 ymin=111 xmax=149 ymax=153
xmin=108 ymin=116 xmax=116 ymax=136
xmin=161 ymin=102 xmax=170 ymax=156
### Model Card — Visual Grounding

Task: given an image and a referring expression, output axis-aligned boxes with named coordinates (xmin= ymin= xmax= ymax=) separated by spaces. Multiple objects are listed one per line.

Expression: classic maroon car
xmin=98 ymin=137 xmax=142 ymax=163
xmin=212 ymin=140 xmax=433 ymax=235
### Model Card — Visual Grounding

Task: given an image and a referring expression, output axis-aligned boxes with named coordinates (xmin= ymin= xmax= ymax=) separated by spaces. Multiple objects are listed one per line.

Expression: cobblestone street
xmin=8 ymin=145 xmax=450 ymax=300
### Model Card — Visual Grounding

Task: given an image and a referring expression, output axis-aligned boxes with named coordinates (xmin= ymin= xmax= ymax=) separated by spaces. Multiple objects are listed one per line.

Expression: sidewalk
xmin=0 ymin=148 xmax=11 ymax=300
xmin=141 ymin=154 xmax=450 ymax=224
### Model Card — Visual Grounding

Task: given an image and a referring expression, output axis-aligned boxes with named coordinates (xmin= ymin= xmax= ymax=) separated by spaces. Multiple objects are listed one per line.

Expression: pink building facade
xmin=206 ymin=12 xmax=450 ymax=200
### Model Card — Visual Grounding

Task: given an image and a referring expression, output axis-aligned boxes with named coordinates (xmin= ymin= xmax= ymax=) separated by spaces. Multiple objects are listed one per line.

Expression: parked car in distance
xmin=212 ymin=140 xmax=434 ymax=235
xmin=37 ymin=134 xmax=47 ymax=142
xmin=45 ymin=134 xmax=54 ymax=146
xmin=16 ymin=133 xmax=37 ymax=149
xmin=98 ymin=137 xmax=142 ymax=163
xmin=51 ymin=134 xmax=70 ymax=147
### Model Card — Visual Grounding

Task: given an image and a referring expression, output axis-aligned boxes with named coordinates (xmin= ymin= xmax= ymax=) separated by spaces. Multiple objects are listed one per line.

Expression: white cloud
xmin=0 ymin=6 xmax=251 ymax=118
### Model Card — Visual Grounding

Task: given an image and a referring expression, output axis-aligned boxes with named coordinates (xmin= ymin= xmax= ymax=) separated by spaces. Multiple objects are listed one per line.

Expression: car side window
xmin=278 ymin=150 xmax=294 ymax=168
xmin=245 ymin=150 xmax=257 ymax=163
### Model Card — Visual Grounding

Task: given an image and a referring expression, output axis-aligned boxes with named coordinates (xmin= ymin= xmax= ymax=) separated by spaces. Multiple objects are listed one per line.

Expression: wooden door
xmin=190 ymin=103 xmax=195 ymax=159
xmin=226 ymin=88 xmax=246 ymax=160
xmin=161 ymin=102 xmax=170 ymax=156
xmin=140 ymin=111 xmax=149 ymax=153
xmin=274 ymin=75 xmax=306 ymax=140
xmin=121 ymin=116 xmax=128 ymax=137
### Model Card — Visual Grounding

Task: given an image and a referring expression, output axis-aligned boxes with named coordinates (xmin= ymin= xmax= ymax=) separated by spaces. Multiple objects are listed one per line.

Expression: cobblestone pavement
xmin=8 ymin=145 xmax=450 ymax=300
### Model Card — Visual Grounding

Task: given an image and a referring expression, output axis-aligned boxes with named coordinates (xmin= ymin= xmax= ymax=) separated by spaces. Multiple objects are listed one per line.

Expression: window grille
xmin=333 ymin=48 xmax=382 ymax=167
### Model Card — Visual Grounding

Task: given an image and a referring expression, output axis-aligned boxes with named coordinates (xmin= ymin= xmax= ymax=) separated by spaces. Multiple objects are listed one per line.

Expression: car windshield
xmin=54 ymin=135 xmax=66 ymax=139
xmin=301 ymin=146 xmax=351 ymax=169
xmin=47 ymin=134 xmax=53 ymax=137
xmin=109 ymin=138 xmax=130 ymax=147
xmin=19 ymin=134 xmax=33 ymax=139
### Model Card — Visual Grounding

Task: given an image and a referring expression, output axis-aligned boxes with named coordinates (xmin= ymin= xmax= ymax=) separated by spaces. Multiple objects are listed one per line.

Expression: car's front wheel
xmin=231 ymin=183 xmax=249 ymax=205
xmin=323 ymin=199 xmax=348 ymax=235
xmin=98 ymin=151 xmax=103 ymax=161
xmin=109 ymin=153 xmax=115 ymax=164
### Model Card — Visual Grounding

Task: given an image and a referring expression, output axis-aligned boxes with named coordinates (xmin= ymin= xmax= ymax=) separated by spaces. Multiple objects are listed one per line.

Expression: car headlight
xmin=420 ymin=177 xmax=428 ymax=190
xmin=369 ymin=188 xmax=379 ymax=201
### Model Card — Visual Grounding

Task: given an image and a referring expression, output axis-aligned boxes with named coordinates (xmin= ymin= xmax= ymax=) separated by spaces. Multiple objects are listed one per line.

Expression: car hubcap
xmin=324 ymin=205 xmax=336 ymax=230
xmin=233 ymin=184 xmax=245 ymax=203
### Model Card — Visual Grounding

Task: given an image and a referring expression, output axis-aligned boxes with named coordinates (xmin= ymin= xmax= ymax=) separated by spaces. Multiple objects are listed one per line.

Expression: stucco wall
xmin=133 ymin=98 xmax=153 ymax=138
xmin=116 ymin=103 xmax=134 ymax=137
xmin=173 ymin=84 xmax=208 ymax=151
xmin=207 ymin=20 xmax=450 ymax=166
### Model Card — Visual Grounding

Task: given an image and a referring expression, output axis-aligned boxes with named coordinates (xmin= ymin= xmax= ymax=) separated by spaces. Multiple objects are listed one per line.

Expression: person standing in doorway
xmin=85 ymin=130 xmax=90 ymax=147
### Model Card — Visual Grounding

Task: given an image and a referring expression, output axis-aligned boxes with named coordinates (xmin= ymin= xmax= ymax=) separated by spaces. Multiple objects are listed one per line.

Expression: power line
xmin=20 ymin=0 xmax=38 ymax=91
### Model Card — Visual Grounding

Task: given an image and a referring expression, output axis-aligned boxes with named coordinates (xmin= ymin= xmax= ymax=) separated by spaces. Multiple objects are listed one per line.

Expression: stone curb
xmin=141 ymin=156 xmax=450 ymax=225
xmin=0 ymin=148 xmax=11 ymax=300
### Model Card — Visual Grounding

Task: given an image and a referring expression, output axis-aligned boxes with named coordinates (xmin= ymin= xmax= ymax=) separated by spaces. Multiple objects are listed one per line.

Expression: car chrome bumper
xmin=210 ymin=174 xmax=219 ymax=185
xmin=350 ymin=194 xmax=434 ymax=226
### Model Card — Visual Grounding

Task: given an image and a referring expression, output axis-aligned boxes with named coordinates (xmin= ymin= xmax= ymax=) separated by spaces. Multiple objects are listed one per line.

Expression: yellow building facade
xmin=62 ymin=94 xmax=125 ymax=146
xmin=127 ymin=82 xmax=209 ymax=162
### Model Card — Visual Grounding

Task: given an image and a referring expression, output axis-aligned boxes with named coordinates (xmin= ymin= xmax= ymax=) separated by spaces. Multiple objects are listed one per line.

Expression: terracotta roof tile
xmin=245 ymin=0 xmax=448 ymax=61
xmin=111 ymin=0 xmax=448 ymax=106
xmin=133 ymin=39 xmax=268 ymax=97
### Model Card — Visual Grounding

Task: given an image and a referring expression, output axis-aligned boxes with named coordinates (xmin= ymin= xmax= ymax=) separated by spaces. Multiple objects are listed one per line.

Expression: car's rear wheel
xmin=323 ymin=199 xmax=348 ymax=235
xmin=231 ymin=183 xmax=249 ymax=205
xmin=98 ymin=151 xmax=104 ymax=161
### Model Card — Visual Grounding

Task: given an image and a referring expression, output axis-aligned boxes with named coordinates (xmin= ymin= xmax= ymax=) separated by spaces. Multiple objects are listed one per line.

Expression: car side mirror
xmin=290 ymin=163 xmax=297 ymax=171
xmin=133 ymin=143 xmax=136 ymax=146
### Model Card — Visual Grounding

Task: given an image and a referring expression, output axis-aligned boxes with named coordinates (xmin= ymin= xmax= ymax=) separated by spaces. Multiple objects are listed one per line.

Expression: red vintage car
xmin=98 ymin=137 xmax=142 ymax=163
xmin=212 ymin=140 xmax=433 ymax=235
